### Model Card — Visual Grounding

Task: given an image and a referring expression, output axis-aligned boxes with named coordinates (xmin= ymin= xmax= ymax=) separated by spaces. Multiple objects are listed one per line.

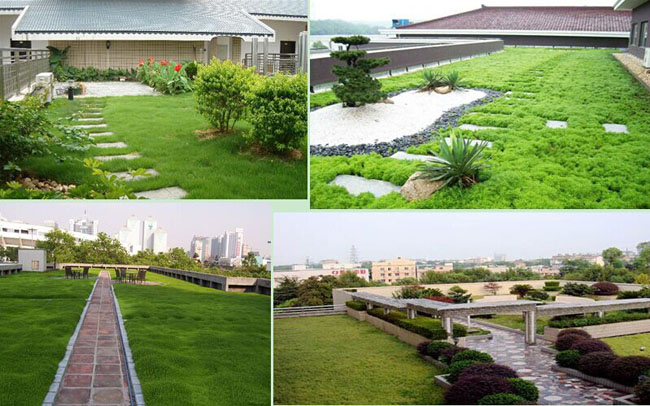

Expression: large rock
xmin=434 ymin=86 xmax=451 ymax=94
xmin=400 ymin=172 xmax=444 ymax=201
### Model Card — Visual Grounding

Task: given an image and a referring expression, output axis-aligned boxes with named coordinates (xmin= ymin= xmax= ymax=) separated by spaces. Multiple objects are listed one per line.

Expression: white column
xmin=525 ymin=310 xmax=537 ymax=345
xmin=443 ymin=316 xmax=453 ymax=337
xmin=383 ymin=307 xmax=390 ymax=315
xmin=251 ymin=38 xmax=259 ymax=72
xmin=467 ymin=315 xmax=471 ymax=329
xmin=367 ymin=303 xmax=373 ymax=310
xmin=262 ymin=37 xmax=269 ymax=75
xmin=598 ymin=311 xmax=604 ymax=318
xmin=407 ymin=308 xmax=416 ymax=319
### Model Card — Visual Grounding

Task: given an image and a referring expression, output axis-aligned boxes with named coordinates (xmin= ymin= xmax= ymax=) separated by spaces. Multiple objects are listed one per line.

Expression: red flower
xmin=160 ymin=60 xmax=169 ymax=66
xmin=174 ymin=64 xmax=182 ymax=72
xmin=147 ymin=57 xmax=154 ymax=63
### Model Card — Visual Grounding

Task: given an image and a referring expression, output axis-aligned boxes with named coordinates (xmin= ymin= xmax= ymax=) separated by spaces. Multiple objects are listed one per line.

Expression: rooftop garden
xmin=310 ymin=47 xmax=650 ymax=209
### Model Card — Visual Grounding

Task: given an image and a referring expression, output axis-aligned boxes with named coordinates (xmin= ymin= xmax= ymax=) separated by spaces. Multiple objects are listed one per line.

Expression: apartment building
xmin=370 ymin=257 xmax=417 ymax=283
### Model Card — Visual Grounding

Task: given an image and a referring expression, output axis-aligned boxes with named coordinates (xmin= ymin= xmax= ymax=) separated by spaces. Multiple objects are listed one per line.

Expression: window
xmin=642 ymin=22 xmax=649 ymax=47
xmin=632 ymin=23 xmax=639 ymax=46
xmin=31 ymin=260 xmax=39 ymax=270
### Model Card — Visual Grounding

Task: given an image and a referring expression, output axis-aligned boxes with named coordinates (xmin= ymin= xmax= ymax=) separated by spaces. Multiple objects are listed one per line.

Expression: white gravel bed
xmin=329 ymin=175 xmax=401 ymax=197
xmin=310 ymin=89 xmax=486 ymax=146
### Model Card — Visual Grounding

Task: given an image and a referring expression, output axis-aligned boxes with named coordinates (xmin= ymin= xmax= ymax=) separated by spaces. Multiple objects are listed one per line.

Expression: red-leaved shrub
xmin=577 ymin=351 xmax=619 ymax=377
xmin=556 ymin=333 xmax=588 ymax=351
xmin=426 ymin=296 xmax=455 ymax=304
xmin=607 ymin=356 xmax=650 ymax=386
xmin=592 ymin=282 xmax=619 ymax=295
xmin=557 ymin=329 xmax=592 ymax=339
xmin=571 ymin=339 xmax=612 ymax=355
xmin=417 ymin=340 xmax=431 ymax=356
xmin=445 ymin=375 xmax=515 ymax=405
xmin=440 ymin=346 xmax=467 ymax=364
xmin=458 ymin=363 xmax=519 ymax=381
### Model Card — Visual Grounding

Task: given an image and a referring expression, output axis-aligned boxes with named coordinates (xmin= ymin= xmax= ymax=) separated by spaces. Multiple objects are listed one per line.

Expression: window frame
xmin=641 ymin=21 xmax=649 ymax=48
xmin=632 ymin=23 xmax=639 ymax=46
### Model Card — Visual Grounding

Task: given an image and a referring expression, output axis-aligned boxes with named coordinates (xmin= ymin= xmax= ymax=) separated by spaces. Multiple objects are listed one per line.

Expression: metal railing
xmin=274 ymin=304 xmax=347 ymax=319
xmin=1 ymin=48 xmax=50 ymax=100
xmin=244 ymin=53 xmax=299 ymax=75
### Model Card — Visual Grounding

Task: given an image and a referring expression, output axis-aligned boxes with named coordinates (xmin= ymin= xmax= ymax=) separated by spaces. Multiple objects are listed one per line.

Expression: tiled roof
xmin=2 ymin=0 xmax=306 ymax=36
xmin=399 ymin=6 xmax=631 ymax=33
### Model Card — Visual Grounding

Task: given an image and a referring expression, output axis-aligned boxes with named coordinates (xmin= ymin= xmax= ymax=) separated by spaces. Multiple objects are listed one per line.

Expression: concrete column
xmin=262 ymin=37 xmax=269 ymax=75
xmin=251 ymin=38 xmax=259 ymax=72
xmin=443 ymin=316 xmax=453 ymax=337
xmin=467 ymin=315 xmax=471 ymax=329
xmin=383 ymin=307 xmax=390 ymax=315
xmin=407 ymin=308 xmax=416 ymax=319
xmin=524 ymin=310 xmax=537 ymax=345
xmin=367 ymin=303 xmax=373 ymax=310
xmin=598 ymin=311 xmax=604 ymax=318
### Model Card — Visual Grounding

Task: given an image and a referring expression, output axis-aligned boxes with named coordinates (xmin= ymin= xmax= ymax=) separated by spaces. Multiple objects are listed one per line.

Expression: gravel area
xmin=614 ymin=53 xmax=650 ymax=92
xmin=55 ymin=82 xmax=159 ymax=98
xmin=311 ymin=88 xmax=503 ymax=157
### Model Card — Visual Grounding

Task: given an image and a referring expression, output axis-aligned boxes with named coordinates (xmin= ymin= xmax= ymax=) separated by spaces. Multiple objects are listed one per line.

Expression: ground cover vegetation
xmin=310 ymin=48 xmax=650 ymax=209
xmin=0 ymin=270 xmax=95 ymax=405
xmin=475 ymin=314 xmax=550 ymax=335
xmin=114 ymin=270 xmax=270 ymax=406
xmin=274 ymin=315 xmax=445 ymax=405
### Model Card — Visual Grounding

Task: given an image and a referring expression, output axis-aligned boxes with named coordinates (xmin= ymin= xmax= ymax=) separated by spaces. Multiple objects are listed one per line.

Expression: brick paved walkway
xmin=54 ymin=271 xmax=130 ymax=405
xmin=463 ymin=322 xmax=624 ymax=405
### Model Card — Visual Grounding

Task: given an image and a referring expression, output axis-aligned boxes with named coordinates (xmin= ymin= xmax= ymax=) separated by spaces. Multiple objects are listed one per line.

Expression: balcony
xmin=244 ymin=53 xmax=300 ymax=75
xmin=1 ymin=48 xmax=50 ymax=100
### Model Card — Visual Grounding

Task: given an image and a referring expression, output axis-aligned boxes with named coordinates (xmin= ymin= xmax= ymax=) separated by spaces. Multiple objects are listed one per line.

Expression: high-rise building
xmin=69 ymin=214 xmax=99 ymax=236
xmin=117 ymin=216 xmax=167 ymax=255
xmin=200 ymin=228 xmax=245 ymax=262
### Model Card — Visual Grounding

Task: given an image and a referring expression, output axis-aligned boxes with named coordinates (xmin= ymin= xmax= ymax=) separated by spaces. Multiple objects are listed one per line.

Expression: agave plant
xmin=444 ymin=71 xmax=467 ymax=90
xmin=421 ymin=69 xmax=446 ymax=91
xmin=417 ymin=131 xmax=490 ymax=188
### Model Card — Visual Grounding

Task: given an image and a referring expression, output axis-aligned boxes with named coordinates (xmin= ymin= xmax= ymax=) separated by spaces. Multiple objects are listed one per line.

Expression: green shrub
xmin=366 ymin=308 xmax=448 ymax=340
xmin=451 ymin=349 xmax=494 ymax=364
xmin=544 ymin=286 xmax=562 ymax=291
xmin=453 ymin=324 xmax=468 ymax=338
xmin=555 ymin=350 xmax=581 ymax=369
xmin=526 ymin=290 xmax=549 ymax=301
xmin=55 ymin=66 xmax=135 ymax=82
xmin=478 ymin=393 xmax=527 ymax=405
xmin=444 ymin=71 xmax=466 ymax=90
xmin=421 ymin=69 xmax=446 ymax=91
xmin=545 ymin=281 xmax=561 ymax=287
xmin=427 ymin=341 xmax=454 ymax=359
xmin=549 ymin=311 xmax=650 ymax=328
xmin=345 ymin=300 xmax=366 ymax=311
xmin=562 ymin=283 xmax=594 ymax=297
xmin=194 ymin=58 xmax=257 ymax=133
xmin=447 ymin=359 xmax=484 ymax=383
xmin=246 ymin=73 xmax=307 ymax=154
xmin=507 ymin=378 xmax=539 ymax=402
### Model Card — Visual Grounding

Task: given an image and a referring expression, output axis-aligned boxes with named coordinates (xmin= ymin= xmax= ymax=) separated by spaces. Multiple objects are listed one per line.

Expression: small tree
xmin=194 ymin=58 xmax=256 ymax=133
xmin=484 ymin=282 xmax=502 ymax=296
xmin=448 ymin=285 xmax=471 ymax=303
xmin=36 ymin=229 xmax=76 ymax=268
xmin=510 ymin=284 xmax=534 ymax=298
xmin=330 ymin=36 xmax=390 ymax=107
xmin=636 ymin=273 xmax=650 ymax=286
xmin=602 ymin=247 xmax=623 ymax=268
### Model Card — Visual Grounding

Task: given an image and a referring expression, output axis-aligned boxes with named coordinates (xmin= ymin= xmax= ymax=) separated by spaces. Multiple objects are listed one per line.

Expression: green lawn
xmin=113 ymin=271 xmax=270 ymax=406
xmin=23 ymin=94 xmax=307 ymax=199
xmin=274 ymin=315 xmax=445 ymax=405
xmin=477 ymin=314 xmax=550 ymax=335
xmin=602 ymin=333 xmax=650 ymax=357
xmin=311 ymin=48 xmax=650 ymax=209
xmin=0 ymin=271 xmax=96 ymax=405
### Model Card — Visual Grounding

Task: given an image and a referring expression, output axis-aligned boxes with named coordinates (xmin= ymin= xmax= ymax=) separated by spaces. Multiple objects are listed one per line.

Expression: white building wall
xmin=142 ymin=217 xmax=157 ymax=251
xmin=153 ymin=230 xmax=167 ymax=254
xmin=257 ymin=20 xmax=307 ymax=54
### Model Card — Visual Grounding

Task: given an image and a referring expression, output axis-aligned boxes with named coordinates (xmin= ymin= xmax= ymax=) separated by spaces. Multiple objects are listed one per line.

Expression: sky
xmin=274 ymin=212 xmax=650 ymax=265
xmin=311 ymin=0 xmax=618 ymax=23
xmin=0 ymin=202 xmax=272 ymax=255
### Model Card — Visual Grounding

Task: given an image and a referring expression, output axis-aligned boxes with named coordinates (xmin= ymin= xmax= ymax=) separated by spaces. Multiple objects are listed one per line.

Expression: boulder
xmin=434 ymin=86 xmax=452 ymax=94
xmin=400 ymin=172 xmax=444 ymax=201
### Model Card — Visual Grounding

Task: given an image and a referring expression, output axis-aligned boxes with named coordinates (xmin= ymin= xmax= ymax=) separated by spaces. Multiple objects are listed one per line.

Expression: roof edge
xmin=614 ymin=0 xmax=649 ymax=10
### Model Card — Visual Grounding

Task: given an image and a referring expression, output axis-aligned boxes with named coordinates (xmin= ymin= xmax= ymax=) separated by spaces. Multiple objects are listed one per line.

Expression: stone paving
xmin=328 ymin=175 xmax=400 ymax=198
xmin=603 ymin=124 xmax=629 ymax=134
xmin=462 ymin=324 xmax=625 ymax=405
xmin=54 ymin=271 xmax=130 ymax=405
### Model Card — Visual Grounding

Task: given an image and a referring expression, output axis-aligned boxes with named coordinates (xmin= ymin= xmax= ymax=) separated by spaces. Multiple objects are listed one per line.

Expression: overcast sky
xmin=311 ymin=0 xmax=618 ymax=23
xmin=274 ymin=212 xmax=650 ymax=265
xmin=0 ymin=202 xmax=271 ymax=255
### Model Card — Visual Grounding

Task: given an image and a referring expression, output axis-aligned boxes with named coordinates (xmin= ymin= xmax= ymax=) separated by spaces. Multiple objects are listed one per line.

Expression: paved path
xmin=463 ymin=323 xmax=624 ymax=405
xmin=54 ymin=271 xmax=130 ymax=405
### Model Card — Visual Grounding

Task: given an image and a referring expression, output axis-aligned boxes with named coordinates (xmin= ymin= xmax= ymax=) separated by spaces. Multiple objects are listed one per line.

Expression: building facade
xmin=17 ymin=248 xmax=46 ymax=272
xmin=0 ymin=215 xmax=95 ymax=248
xmin=117 ymin=216 xmax=167 ymax=255
xmin=370 ymin=257 xmax=417 ymax=283
xmin=615 ymin=0 xmax=650 ymax=59
xmin=69 ymin=217 xmax=99 ymax=236
xmin=273 ymin=267 xmax=370 ymax=287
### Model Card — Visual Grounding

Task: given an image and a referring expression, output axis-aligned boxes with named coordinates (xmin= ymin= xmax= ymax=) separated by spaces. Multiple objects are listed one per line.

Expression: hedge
xmin=549 ymin=311 xmax=650 ymax=328
xmin=556 ymin=333 xmax=588 ymax=351
xmin=458 ymin=363 xmax=518 ymax=382
xmin=607 ymin=356 xmax=650 ymax=386
xmin=451 ymin=349 xmax=494 ymax=364
xmin=570 ymin=339 xmax=612 ymax=355
xmin=578 ymin=351 xmax=619 ymax=378
xmin=478 ymin=393 xmax=527 ymax=405
xmin=447 ymin=360 xmax=485 ymax=383
xmin=366 ymin=308 xmax=464 ymax=340
xmin=592 ymin=282 xmax=619 ymax=296
xmin=427 ymin=341 xmax=454 ymax=359
xmin=345 ymin=300 xmax=366 ymax=311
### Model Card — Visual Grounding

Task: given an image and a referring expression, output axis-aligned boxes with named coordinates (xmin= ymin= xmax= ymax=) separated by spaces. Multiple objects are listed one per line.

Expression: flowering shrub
xmin=136 ymin=58 xmax=193 ymax=95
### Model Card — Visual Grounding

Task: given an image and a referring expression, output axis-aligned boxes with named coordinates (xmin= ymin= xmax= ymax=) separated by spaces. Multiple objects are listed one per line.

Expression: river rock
xmin=400 ymin=172 xmax=444 ymax=201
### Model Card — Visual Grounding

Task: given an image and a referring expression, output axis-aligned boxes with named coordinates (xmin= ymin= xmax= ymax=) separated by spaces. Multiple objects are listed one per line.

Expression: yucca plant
xmin=421 ymin=69 xmax=446 ymax=91
xmin=417 ymin=130 xmax=489 ymax=188
xmin=444 ymin=71 xmax=467 ymax=90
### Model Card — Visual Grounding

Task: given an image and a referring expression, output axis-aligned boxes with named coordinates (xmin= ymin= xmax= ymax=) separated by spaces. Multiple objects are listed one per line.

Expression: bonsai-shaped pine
xmin=330 ymin=35 xmax=390 ymax=107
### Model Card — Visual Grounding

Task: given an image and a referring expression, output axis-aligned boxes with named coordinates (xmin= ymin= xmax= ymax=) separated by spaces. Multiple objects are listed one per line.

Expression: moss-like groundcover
xmin=113 ymin=271 xmax=270 ymax=406
xmin=0 ymin=270 xmax=97 ymax=405
xmin=22 ymin=94 xmax=307 ymax=199
xmin=311 ymin=48 xmax=650 ymax=209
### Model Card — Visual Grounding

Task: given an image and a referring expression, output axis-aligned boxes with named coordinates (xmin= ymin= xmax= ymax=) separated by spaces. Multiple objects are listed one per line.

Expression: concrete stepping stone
xmin=546 ymin=120 xmax=567 ymax=129
xmin=76 ymin=117 xmax=104 ymax=122
xmin=73 ymin=123 xmax=107 ymax=129
xmin=89 ymin=132 xmax=114 ymax=137
xmin=444 ymin=137 xmax=493 ymax=148
xmin=329 ymin=175 xmax=400 ymax=198
xmin=112 ymin=169 xmax=159 ymax=181
xmin=95 ymin=142 xmax=128 ymax=149
xmin=95 ymin=152 xmax=141 ymax=161
xmin=603 ymin=123 xmax=629 ymax=133
xmin=135 ymin=186 xmax=187 ymax=199
xmin=459 ymin=124 xmax=504 ymax=132
xmin=390 ymin=151 xmax=434 ymax=162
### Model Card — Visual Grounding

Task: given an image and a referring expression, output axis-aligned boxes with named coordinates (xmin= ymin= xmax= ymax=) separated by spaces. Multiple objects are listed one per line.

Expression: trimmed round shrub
xmin=557 ymin=329 xmax=592 ymax=339
xmin=427 ymin=341 xmax=453 ymax=359
xmin=478 ymin=393 xmax=527 ymax=405
xmin=440 ymin=346 xmax=467 ymax=364
xmin=507 ymin=378 xmax=539 ymax=402
xmin=556 ymin=350 xmax=581 ymax=369
xmin=445 ymin=375 xmax=515 ymax=405
xmin=571 ymin=339 xmax=612 ymax=355
xmin=447 ymin=360 xmax=484 ymax=383
xmin=635 ymin=378 xmax=650 ymax=404
xmin=416 ymin=340 xmax=431 ymax=356
xmin=459 ymin=363 xmax=518 ymax=381
xmin=453 ymin=324 xmax=468 ymax=338
xmin=607 ymin=356 xmax=650 ymax=386
xmin=556 ymin=333 xmax=588 ymax=351
xmin=577 ymin=351 xmax=619 ymax=377
xmin=592 ymin=282 xmax=619 ymax=295
xmin=345 ymin=300 xmax=366 ymax=311
xmin=451 ymin=349 xmax=494 ymax=364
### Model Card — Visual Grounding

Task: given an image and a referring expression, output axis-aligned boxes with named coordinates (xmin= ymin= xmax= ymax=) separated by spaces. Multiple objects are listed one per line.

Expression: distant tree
xmin=274 ymin=276 xmax=300 ymax=307
xmin=484 ymin=282 xmax=502 ymax=296
xmin=602 ymin=247 xmax=623 ymax=268
xmin=393 ymin=277 xmax=418 ymax=286
xmin=75 ymin=233 xmax=129 ymax=264
xmin=636 ymin=273 xmax=650 ymax=286
xmin=559 ymin=259 xmax=591 ymax=276
xmin=36 ymin=229 xmax=76 ymax=268
xmin=295 ymin=275 xmax=341 ymax=307
xmin=637 ymin=242 xmax=650 ymax=254
xmin=242 ymin=252 xmax=258 ymax=269
xmin=510 ymin=284 xmax=534 ymax=298
xmin=448 ymin=285 xmax=471 ymax=303
xmin=0 ymin=246 xmax=18 ymax=262
xmin=311 ymin=40 xmax=328 ymax=50
xmin=338 ymin=271 xmax=369 ymax=288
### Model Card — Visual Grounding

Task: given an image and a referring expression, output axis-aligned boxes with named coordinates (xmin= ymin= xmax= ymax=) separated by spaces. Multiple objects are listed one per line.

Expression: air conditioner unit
xmin=644 ymin=48 xmax=650 ymax=69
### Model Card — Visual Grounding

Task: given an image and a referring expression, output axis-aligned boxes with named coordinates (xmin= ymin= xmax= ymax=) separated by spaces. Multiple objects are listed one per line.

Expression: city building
xmin=615 ymin=0 xmax=650 ymax=59
xmin=417 ymin=263 xmax=454 ymax=274
xmin=527 ymin=265 xmax=560 ymax=276
xmin=551 ymin=253 xmax=605 ymax=270
xmin=322 ymin=260 xmax=362 ymax=270
xmin=190 ymin=236 xmax=213 ymax=262
xmin=370 ymin=257 xmax=417 ymax=283
xmin=0 ymin=214 xmax=95 ymax=248
xmin=69 ymin=215 xmax=98 ymax=236
xmin=117 ymin=216 xmax=167 ymax=255
xmin=273 ymin=267 xmax=370 ymax=287
xmin=494 ymin=253 xmax=507 ymax=262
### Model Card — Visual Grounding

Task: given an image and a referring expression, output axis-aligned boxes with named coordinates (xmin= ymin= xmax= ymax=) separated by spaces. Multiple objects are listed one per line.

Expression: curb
xmin=551 ymin=365 xmax=634 ymax=394
xmin=42 ymin=276 xmax=100 ymax=406
xmin=111 ymin=283 xmax=146 ymax=406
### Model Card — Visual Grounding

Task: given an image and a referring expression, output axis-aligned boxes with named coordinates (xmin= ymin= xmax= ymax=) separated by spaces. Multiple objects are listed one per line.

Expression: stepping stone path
xmin=51 ymin=272 xmax=131 ymax=405
xmin=74 ymin=123 xmax=107 ymax=129
xmin=95 ymin=142 xmax=128 ymax=149
xmin=90 ymin=132 xmax=115 ymax=138
xmin=95 ymin=153 xmax=141 ymax=162
xmin=390 ymin=151 xmax=434 ymax=162
xmin=603 ymin=123 xmax=629 ymax=134
xmin=444 ymin=137 xmax=492 ymax=148
xmin=546 ymin=120 xmax=567 ymax=129
xmin=112 ymin=169 xmax=159 ymax=182
xmin=460 ymin=322 xmax=625 ymax=405
xmin=459 ymin=124 xmax=504 ymax=132
xmin=135 ymin=186 xmax=188 ymax=199
xmin=77 ymin=118 xmax=104 ymax=122
xmin=329 ymin=175 xmax=400 ymax=198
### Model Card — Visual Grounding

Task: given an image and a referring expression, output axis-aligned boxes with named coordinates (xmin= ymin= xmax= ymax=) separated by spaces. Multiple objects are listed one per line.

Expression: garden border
xmin=543 ymin=319 xmax=650 ymax=341
xmin=550 ymin=365 xmax=635 ymax=394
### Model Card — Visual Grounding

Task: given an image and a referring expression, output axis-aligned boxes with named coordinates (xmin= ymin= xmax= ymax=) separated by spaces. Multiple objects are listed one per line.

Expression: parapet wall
xmin=0 ymin=263 xmax=22 ymax=276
